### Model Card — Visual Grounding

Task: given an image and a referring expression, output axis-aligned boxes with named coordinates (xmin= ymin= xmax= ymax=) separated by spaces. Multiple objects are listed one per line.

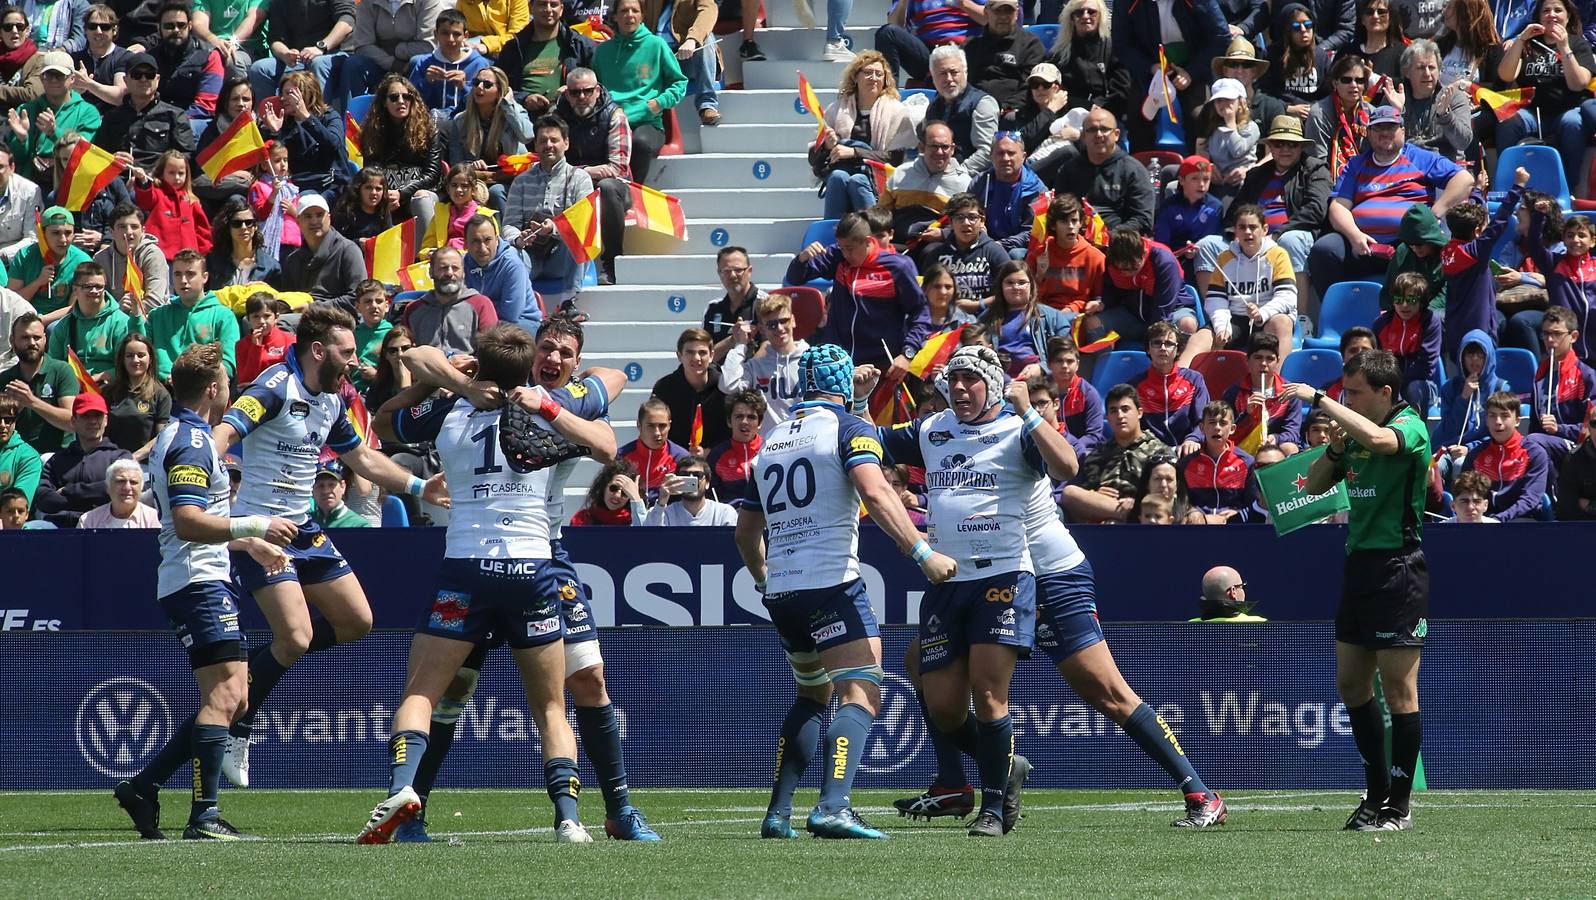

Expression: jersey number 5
xmin=761 ymin=457 xmax=815 ymax=513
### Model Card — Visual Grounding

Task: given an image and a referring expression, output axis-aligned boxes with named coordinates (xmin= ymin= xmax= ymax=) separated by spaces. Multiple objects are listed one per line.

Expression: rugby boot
xmin=183 ymin=817 xmax=245 ymax=840
xmin=1001 ymin=755 xmax=1032 ymax=833
xmin=555 ymin=820 xmax=594 ymax=843
xmin=220 ymin=736 xmax=251 ymax=788
xmin=605 ymin=806 xmax=662 ymax=841
xmin=966 ymin=811 xmax=1005 ymax=837
xmin=1343 ymin=795 xmax=1381 ymax=831
xmin=760 ymin=812 xmax=799 ymax=839
xmin=393 ymin=816 xmax=432 ymax=843
xmin=356 ymin=786 xmax=422 ymax=845
xmin=114 ymin=781 xmax=165 ymax=840
xmin=1171 ymin=792 xmax=1228 ymax=828
xmin=1372 ymin=808 xmax=1413 ymax=832
xmin=893 ymin=783 xmax=975 ymax=820
xmin=806 ymin=807 xmax=888 ymax=839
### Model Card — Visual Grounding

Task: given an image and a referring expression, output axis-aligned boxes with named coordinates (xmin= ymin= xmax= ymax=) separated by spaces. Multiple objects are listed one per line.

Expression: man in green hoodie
xmin=129 ymin=249 xmax=241 ymax=381
xmin=0 ymin=393 xmax=42 ymax=502
xmin=46 ymin=262 xmax=131 ymax=378
xmin=1379 ymin=204 xmax=1448 ymax=314
xmin=6 ymin=51 xmax=102 ymax=181
xmin=9 ymin=206 xmax=93 ymax=324
xmin=592 ymin=0 xmax=687 ymax=185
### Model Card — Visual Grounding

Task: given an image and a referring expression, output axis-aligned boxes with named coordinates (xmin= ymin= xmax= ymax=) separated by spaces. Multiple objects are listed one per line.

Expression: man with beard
xmin=0 ymin=313 xmax=77 ymax=453
xmin=280 ymin=195 xmax=366 ymax=315
xmin=150 ymin=1 xmax=225 ymax=131
xmin=399 ymin=247 xmax=499 ymax=357
xmin=553 ymin=67 xmax=628 ymax=285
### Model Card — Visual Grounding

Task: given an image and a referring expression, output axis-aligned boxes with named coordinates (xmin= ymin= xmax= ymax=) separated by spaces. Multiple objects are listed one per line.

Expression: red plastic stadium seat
xmin=659 ymin=107 xmax=684 ymax=158
xmin=771 ymin=286 xmax=826 ymax=341
xmin=1132 ymin=150 xmax=1184 ymax=172
xmin=1191 ymin=350 xmax=1249 ymax=402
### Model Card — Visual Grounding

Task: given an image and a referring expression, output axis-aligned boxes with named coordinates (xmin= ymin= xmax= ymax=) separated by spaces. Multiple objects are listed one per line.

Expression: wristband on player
xmin=229 ymin=516 xmax=271 ymax=539
xmin=910 ymin=540 xmax=933 ymax=564
xmin=1021 ymin=408 xmax=1045 ymax=435
xmin=407 ymin=476 xmax=425 ymax=497
xmin=536 ymin=390 xmax=562 ymax=421
xmin=1325 ymin=446 xmax=1343 ymax=462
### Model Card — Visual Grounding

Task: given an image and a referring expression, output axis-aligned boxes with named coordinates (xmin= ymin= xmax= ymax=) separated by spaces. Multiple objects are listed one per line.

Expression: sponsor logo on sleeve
xmin=233 ymin=396 xmax=266 ymax=423
xmin=167 ymin=464 xmax=209 ymax=488
xmin=849 ymin=436 xmax=883 ymax=457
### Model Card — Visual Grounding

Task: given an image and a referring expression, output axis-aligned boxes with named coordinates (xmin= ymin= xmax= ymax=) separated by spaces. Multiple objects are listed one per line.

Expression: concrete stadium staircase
xmin=564 ymin=0 xmax=890 ymax=504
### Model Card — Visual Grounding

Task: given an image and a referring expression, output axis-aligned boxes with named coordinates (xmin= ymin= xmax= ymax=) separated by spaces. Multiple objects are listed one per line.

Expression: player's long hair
xmin=477 ymin=323 xmax=538 ymax=391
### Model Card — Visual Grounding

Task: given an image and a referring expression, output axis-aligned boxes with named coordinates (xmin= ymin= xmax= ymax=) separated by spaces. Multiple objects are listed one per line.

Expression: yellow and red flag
xmin=345 ymin=389 xmax=378 ymax=449
xmin=864 ymin=158 xmax=895 ymax=195
xmin=497 ymin=152 xmax=533 ymax=176
xmin=868 ymin=370 xmax=915 ymax=426
xmin=908 ymin=325 xmax=964 ymax=380
xmin=1028 ymin=191 xmax=1054 ymax=250
xmin=197 ymin=112 xmax=268 ymax=182
xmin=35 ymin=211 xmax=57 ymax=266
xmin=123 ymin=259 xmax=145 ymax=316
xmin=66 ymin=347 xmax=101 ymax=396
xmin=552 ymin=190 xmax=603 ymax=264
xmin=345 ymin=113 xmax=363 ymax=169
xmin=56 ymin=140 xmax=126 ymax=212
xmin=1158 ymin=44 xmax=1178 ymax=124
xmin=628 ymin=183 xmax=688 ymax=239
xmin=797 ymin=70 xmax=827 ymax=147
xmin=360 ymin=219 xmax=419 ymax=285
xmin=690 ymin=403 xmax=704 ymax=448
xmin=398 ymin=260 xmax=433 ymax=291
xmin=571 ymin=15 xmax=612 ymax=41
xmin=1469 ymin=85 xmax=1535 ymax=122
xmin=1070 ymin=310 xmax=1118 ymax=354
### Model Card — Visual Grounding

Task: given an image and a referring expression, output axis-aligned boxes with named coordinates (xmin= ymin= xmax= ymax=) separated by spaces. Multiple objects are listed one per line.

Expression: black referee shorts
xmin=1337 ymin=546 xmax=1429 ymax=649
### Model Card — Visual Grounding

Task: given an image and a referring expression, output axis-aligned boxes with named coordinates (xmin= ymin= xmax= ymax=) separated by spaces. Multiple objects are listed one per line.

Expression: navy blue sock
xmin=1346 ymin=700 xmax=1391 ymax=805
xmin=974 ymin=716 xmax=1014 ymax=817
xmin=919 ymin=690 xmax=971 ymax=788
xmin=231 ymin=646 xmax=290 ymax=735
xmin=189 ymin=724 xmax=227 ymax=823
xmin=412 ymin=719 xmax=456 ymax=808
xmin=387 ymin=730 xmax=428 ymax=796
xmin=134 ymin=714 xmax=196 ymax=793
xmin=575 ymin=704 xmax=631 ymax=819
xmin=816 ymin=703 xmax=875 ymax=815
xmin=767 ymin=697 xmax=825 ymax=818
xmin=544 ymin=757 xmax=581 ymax=824
xmin=307 ymin=619 xmax=338 ymax=653
xmin=1123 ymin=703 xmax=1210 ymax=798
xmin=1387 ymin=711 xmax=1422 ymax=814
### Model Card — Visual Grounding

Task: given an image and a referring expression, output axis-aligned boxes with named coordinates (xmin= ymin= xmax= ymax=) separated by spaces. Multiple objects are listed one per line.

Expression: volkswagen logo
xmin=860 ymin=674 xmax=926 ymax=774
xmin=75 ymin=677 xmax=173 ymax=778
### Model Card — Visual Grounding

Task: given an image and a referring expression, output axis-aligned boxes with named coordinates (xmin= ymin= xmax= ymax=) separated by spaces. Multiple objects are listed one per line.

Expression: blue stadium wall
xmin=3 ymin=525 xmax=1593 ymax=791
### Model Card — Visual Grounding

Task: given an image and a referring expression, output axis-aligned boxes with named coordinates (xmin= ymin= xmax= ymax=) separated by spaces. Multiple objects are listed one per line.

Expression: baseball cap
xmin=1369 ymin=105 xmax=1402 ymax=126
xmin=1177 ymin=155 xmax=1214 ymax=179
xmin=1208 ymin=77 xmax=1246 ymax=103
xmin=125 ymin=52 xmax=157 ymax=74
xmin=295 ymin=194 xmax=330 ymax=216
xmin=73 ymin=393 xmax=108 ymax=416
xmin=315 ymin=460 xmax=343 ymax=479
xmin=38 ymin=51 xmax=72 ymax=76
xmin=1027 ymin=62 xmax=1062 ymax=85
xmin=41 ymin=206 xmax=73 ymax=227
xmin=222 ymin=454 xmax=242 ymax=476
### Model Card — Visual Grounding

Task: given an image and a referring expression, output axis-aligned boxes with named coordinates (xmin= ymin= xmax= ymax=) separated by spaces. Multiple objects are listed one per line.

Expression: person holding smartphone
xmin=640 ymin=456 xmax=736 ymax=526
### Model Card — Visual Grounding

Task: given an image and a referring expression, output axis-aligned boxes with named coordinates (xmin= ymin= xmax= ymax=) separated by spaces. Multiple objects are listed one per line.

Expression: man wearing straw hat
xmin=1230 ymin=114 xmax=1331 ymax=283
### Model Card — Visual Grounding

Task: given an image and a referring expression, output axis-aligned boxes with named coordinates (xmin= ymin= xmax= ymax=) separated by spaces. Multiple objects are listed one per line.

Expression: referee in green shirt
xmin=1283 ymin=350 xmax=1428 ymax=834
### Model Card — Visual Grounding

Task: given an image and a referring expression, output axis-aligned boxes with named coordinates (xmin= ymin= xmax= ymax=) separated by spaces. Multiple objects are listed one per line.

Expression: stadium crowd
xmin=3 ymin=0 xmax=1596 ymax=533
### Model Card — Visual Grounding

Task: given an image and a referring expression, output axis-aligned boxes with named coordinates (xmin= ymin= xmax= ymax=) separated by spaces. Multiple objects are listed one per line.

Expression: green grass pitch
xmin=2 ymin=789 xmax=1593 ymax=898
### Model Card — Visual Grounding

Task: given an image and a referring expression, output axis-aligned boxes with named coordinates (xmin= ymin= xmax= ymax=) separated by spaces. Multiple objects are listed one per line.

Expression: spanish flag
xmin=345 ymin=389 xmax=378 ymax=450
xmin=908 ymin=325 xmax=964 ymax=379
xmin=123 ymin=259 xmax=145 ymax=316
xmin=1469 ymin=84 xmax=1534 ymax=122
xmin=552 ymin=190 xmax=603 ymax=264
xmin=571 ymin=14 xmax=612 ymax=41
xmin=498 ymin=152 xmax=533 ymax=176
xmin=345 ymin=113 xmax=363 ymax=169
xmin=196 ymin=113 xmax=268 ymax=182
xmin=628 ymin=183 xmax=688 ymax=240
xmin=35 ymin=211 xmax=56 ymax=266
xmin=864 ymin=158 xmax=894 ymax=195
xmin=797 ymin=70 xmax=827 ymax=147
xmin=66 ymin=347 xmax=101 ymax=396
xmin=690 ymin=403 xmax=704 ymax=448
xmin=56 ymin=140 xmax=125 ymax=212
xmin=1028 ymin=190 xmax=1054 ymax=251
xmin=1158 ymin=44 xmax=1178 ymax=124
xmin=360 ymin=219 xmax=419 ymax=285
xmin=867 ymin=370 xmax=914 ymax=426
xmin=398 ymin=260 xmax=433 ymax=291
xmin=1069 ymin=310 xmax=1118 ymax=354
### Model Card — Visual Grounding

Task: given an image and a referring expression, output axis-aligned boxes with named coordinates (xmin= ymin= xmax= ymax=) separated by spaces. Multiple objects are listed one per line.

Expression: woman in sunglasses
xmin=0 ymin=7 xmax=43 ymax=109
xmin=1265 ymin=3 xmax=1334 ymax=118
xmin=206 ymin=195 xmax=281 ymax=289
xmin=259 ymin=69 xmax=348 ymax=197
xmin=1047 ymin=0 xmax=1131 ymax=124
xmin=445 ymin=65 xmax=531 ymax=212
xmin=358 ymin=72 xmax=445 ymax=237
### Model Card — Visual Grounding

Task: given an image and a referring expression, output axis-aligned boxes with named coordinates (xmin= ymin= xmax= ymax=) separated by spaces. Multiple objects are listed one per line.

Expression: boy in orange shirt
xmin=1027 ymin=193 xmax=1104 ymax=314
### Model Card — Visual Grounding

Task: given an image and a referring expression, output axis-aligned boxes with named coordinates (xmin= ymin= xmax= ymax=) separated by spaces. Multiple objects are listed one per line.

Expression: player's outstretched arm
xmin=1282 ymin=383 xmax=1400 ymax=455
xmin=508 ymin=386 xmax=618 ymax=462
xmin=372 ymin=380 xmax=442 ymax=442
xmin=577 ymin=366 xmax=629 ymax=403
xmin=733 ymin=507 xmax=768 ymax=587
xmin=398 ymin=345 xmax=499 ymax=406
xmin=340 ymin=443 xmax=450 ymax=508
xmin=1006 ymin=380 xmax=1078 ymax=482
xmin=852 ymin=462 xmax=957 ymax=584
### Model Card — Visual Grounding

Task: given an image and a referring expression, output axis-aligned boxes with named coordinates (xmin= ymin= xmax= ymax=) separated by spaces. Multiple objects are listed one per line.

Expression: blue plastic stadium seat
xmin=381 ymin=494 xmax=409 ymax=527
xmin=1496 ymin=144 xmax=1571 ymax=211
xmin=1090 ymin=350 xmax=1150 ymax=394
xmin=1279 ymin=348 xmax=1344 ymax=389
xmin=346 ymin=92 xmax=375 ymax=124
xmin=1181 ymin=284 xmax=1206 ymax=328
xmin=786 ymin=218 xmax=839 ymax=291
xmin=1304 ymin=281 xmax=1381 ymax=350
xmin=1025 ymin=23 xmax=1059 ymax=48
xmin=1496 ymin=347 xmax=1537 ymax=396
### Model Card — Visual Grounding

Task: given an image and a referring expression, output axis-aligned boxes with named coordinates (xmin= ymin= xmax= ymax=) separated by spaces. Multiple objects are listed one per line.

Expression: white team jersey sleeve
xmin=151 ymin=413 xmax=233 ymax=597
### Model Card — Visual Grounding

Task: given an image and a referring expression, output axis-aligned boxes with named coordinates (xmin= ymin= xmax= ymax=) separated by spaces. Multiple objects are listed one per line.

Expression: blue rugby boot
xmin=604 ymin=806 xmax=662 ymax=841
xmin=806 ymin=807 xmax=888 ymax=839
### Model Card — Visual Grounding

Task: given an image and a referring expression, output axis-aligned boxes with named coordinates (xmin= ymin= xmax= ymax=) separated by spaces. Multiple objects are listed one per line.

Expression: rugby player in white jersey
xmin=736 ymin=344 xmax=958 ymax=839
xmin=877 ymin=346 xmax=1077 ymax=837
xmin=357 ymin=323 xmax=618 ymax=844
xmin=374 ymin=314 xmax=660 ymax=842
xmin=209 ymin=304 xmax=450 ymax=788
xmin=114 ymin=344 xmax=298 ymax=841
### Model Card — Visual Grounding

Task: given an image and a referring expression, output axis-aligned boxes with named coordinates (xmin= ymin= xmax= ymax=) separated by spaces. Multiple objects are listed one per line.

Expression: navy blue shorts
xmin=159 ymin=581 xmax=249 ymax=669
xmin=231 ymin=519 xmax=351 ymax=592
xmin=919 ymin=571 xmax=1037 ymax=673
xmin=764 ymin=579 xmax=880 ymax=658
xmin=1033 ymin=562 xmax=1105 ymax=666
xmin=550 ymin=541 xmax=598 ymax=646
xmin=422 ymin=558 xmax=565 ymax=649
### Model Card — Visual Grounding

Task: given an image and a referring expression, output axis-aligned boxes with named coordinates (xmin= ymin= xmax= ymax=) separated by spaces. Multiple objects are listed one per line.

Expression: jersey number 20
xmin=762 ymin=457 xmax=815 ymax=513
